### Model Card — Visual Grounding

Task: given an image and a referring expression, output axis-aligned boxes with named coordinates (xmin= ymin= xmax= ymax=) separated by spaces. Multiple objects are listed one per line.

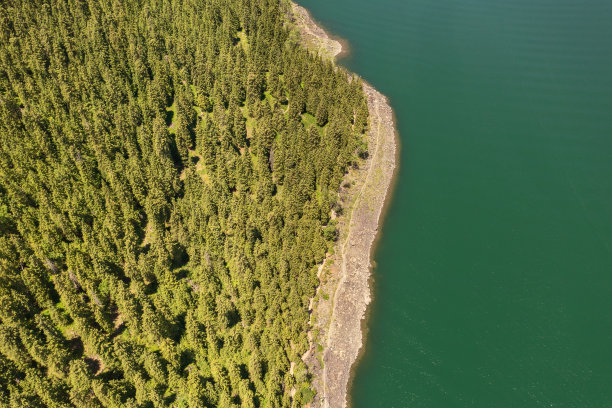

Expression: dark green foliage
xmin=0 ymin=0 xmax=369 ymax=406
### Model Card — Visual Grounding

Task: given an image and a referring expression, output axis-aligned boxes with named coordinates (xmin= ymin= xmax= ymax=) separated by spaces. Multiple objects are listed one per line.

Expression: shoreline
xmin=288 ymin=4 xmax=399 ymax=407
xmin=345 ymin=93 xmax=402 ymax=408
xmin=321 ymin=83 xmax=397 ymax=408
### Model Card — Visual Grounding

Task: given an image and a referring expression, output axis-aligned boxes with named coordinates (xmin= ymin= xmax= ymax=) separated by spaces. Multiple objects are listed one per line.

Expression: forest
xmin=0 ymin=0 xmax=369 ymax=406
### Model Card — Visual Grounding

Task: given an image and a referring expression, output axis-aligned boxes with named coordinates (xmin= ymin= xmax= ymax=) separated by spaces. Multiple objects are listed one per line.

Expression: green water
xmin=298 ymin=0 xmax=612 ymax=406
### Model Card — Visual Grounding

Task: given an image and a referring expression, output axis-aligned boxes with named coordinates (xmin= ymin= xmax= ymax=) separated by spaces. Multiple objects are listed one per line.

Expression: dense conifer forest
xmin=0 ymin=0 xmax=369 ymax=406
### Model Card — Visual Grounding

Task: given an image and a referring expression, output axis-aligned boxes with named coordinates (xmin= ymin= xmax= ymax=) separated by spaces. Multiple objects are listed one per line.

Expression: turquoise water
xmin=298 ymin=0 xmax=612 ymax=406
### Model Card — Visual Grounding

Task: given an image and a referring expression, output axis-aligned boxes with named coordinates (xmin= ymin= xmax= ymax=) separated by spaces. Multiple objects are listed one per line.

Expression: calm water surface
xmin=298 ymin=0 xmax=612 ymax=406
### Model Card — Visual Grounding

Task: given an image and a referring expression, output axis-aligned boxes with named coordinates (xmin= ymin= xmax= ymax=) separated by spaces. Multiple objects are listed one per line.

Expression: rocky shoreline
xmin=289 ymin=3 xmax=344 ymax=61
xmin=288 ymin=4 xmax=398 ymax=407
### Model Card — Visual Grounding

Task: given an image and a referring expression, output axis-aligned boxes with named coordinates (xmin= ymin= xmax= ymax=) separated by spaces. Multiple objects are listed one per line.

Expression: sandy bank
xmin=288 ymin=3 xmax=399 ymax=407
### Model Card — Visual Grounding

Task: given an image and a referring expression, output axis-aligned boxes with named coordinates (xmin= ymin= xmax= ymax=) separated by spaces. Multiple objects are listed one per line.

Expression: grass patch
xmin=263 ymin=91 xmax=276 ymax=107
xmin=236 ymin=30 xmax=248 ymax=51
xmin=166 ymin=101 xmax=177 ymax=134
xmin=301 ymin=112 xmax=317 ymax=128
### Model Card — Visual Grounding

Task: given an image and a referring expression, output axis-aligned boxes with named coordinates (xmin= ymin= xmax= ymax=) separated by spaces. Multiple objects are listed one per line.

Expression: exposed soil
xmin=288 ymin=3 xmax=399 ymax=407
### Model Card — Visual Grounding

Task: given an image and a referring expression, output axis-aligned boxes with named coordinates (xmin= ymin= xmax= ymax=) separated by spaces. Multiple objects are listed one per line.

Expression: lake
xmin=298 ymin=0 xmax=612 ymax=406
